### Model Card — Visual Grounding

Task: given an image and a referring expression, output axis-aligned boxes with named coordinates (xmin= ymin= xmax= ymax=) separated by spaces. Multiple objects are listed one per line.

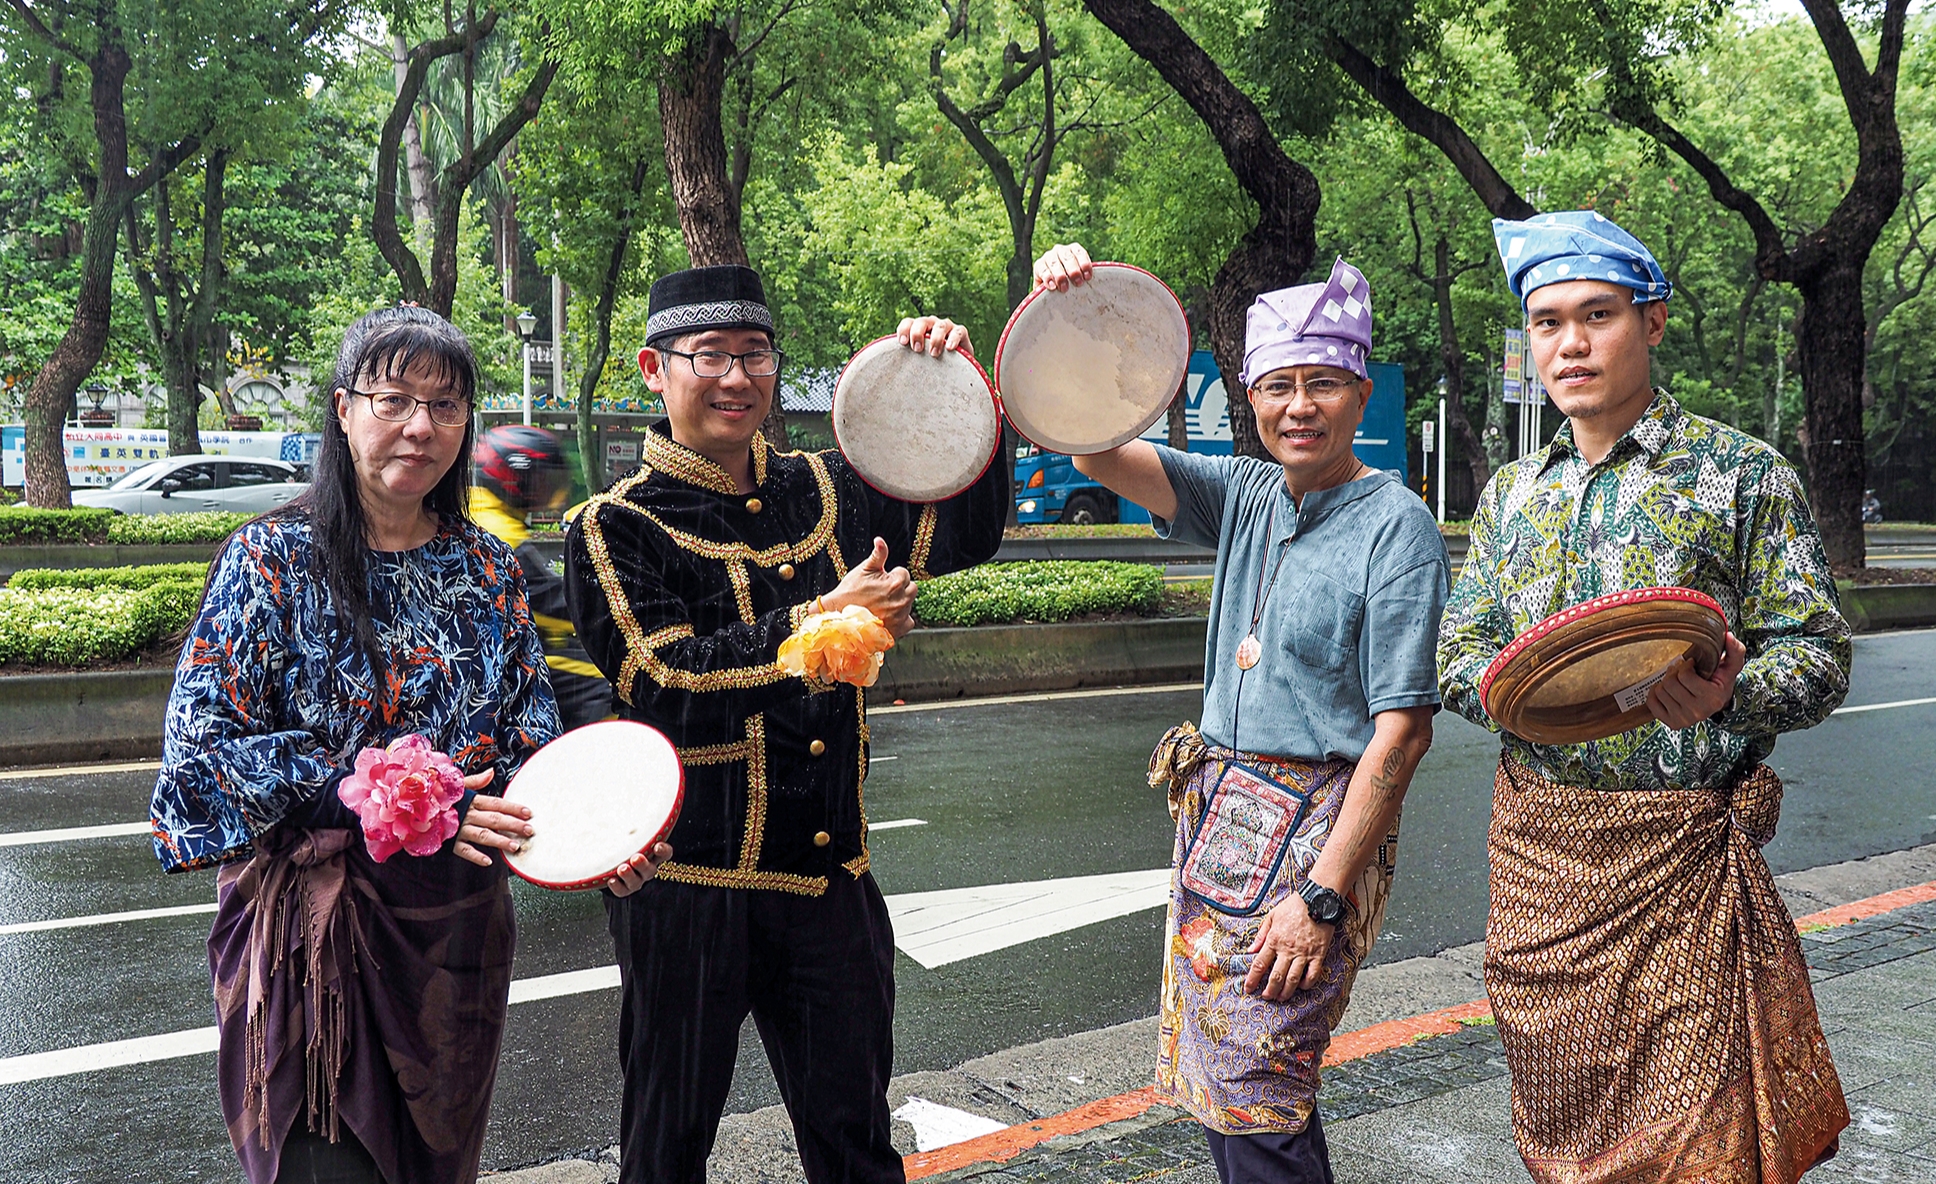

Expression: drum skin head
xmin=994 ymin=263 xmax=1190 ymax=455
xmin=501 ymin=720 xmax=685 ymax=891
xmin=1480 ymin=587 xmax=1728 ymax=745
xmin=833 ymin=336 xmax=1001 ymax=503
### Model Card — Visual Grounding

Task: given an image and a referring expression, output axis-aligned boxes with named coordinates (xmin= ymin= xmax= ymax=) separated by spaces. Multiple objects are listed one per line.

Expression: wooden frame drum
xmin=1480 ymin=587 xmax=1728 ymax=745
xmin=501 ymin=720 xmax=685 ymax=891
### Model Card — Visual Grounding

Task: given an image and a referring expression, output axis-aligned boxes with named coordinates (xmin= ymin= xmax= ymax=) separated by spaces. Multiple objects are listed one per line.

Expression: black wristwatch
xmin=1299 ymin=880 xmax=1347 ymax=926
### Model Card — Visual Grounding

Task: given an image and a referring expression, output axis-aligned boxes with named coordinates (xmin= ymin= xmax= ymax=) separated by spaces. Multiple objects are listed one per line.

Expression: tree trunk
xmin=660 ymin=24 xmax=748 ymax=269
xmin=392 ymin=32 xmax=436 ymax=248
xmin=1793 ymin=266 xmax=1868 ymax=570
xmin=1430 ymin=238 xmax=1488 ymax=497
xmin=23 ymin=45 xmax=138 ymax=508
xmin=1082 ymin=0 xmax=1320 ymax=461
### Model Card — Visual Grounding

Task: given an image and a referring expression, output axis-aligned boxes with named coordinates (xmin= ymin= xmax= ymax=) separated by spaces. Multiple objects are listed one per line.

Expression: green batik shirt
xmin=1437 ymin=391 xmax=1850 ymax=791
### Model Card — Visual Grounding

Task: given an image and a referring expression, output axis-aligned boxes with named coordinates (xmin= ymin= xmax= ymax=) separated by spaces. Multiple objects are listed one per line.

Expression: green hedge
xmin=914 ymin=560 xmax=1163 ymax=627
xmin=0 ymin=507 xmax=119 ymax=545
xmin=0 ymin=506 xmax=255 ymax=546
xmin=8 ymin=562 xmax=211 ymax=591
xmin=106 ymin=511 xmax=254 ymax=544
xmin=0 ymin=580 xmax=201 ymax=665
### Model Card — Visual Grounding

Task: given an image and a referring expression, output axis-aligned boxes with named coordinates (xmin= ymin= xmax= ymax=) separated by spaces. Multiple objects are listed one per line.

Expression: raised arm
xmin=1072 ymin=441 xmax=1178 ymax=522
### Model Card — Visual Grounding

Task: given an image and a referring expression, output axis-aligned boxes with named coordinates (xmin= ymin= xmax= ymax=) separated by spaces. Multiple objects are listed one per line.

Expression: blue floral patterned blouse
xmin=150 ymin=512 xmax=560 ymax=873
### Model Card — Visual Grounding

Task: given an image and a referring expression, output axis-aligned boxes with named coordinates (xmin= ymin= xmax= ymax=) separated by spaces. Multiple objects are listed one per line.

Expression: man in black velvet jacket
xmin=565 ymin=264 xmax=1007 ymax=1183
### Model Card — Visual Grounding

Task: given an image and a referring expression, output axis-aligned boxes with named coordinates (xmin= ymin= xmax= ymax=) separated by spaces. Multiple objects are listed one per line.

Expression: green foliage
xmin=0 ymin=580 xmax=201 ymax=666
xmin=914 ymin=560 xmax=1163 ymax=626
xmin=0 ymin=507 xmax=119 ymax=544
xmin=8 ymin=562 xmax=210 ymax=591
xmin=105 ymin=512 xmax=255 ymax=544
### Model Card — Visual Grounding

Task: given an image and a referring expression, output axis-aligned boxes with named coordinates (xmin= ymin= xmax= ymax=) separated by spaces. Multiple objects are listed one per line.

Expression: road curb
xmin=0 ymin=542 xmax=218 ymax=579
xmin=875 ymin=617 xmax=1206 ymax=702
xmin=1838 ymin=582 xmax=1936 ymax=632
xmin=0 ymin=617 xmax=1210 ymax=765
xmin=0 ymin=668 xmax=176 ymax=767
xmin=899 ymin=875 xmax=1936 ymax=1180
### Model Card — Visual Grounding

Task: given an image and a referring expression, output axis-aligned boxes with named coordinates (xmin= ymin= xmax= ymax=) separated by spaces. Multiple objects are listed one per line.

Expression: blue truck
xmin=1013 ymin=352 xmax=1410 ymax=524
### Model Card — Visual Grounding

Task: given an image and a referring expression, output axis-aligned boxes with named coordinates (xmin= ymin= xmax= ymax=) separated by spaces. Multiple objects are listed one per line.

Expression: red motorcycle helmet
xmin=476 ymin=425 xmax=569 ymax=511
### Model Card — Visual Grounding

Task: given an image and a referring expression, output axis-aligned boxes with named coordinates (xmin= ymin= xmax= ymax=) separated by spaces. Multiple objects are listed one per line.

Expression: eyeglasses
xmin=1250 ymin=376 xmax=1360 ymax=405
xmin=347 ymin=388 xmax=471 ymax=427
xmin=659 ymin=348 xmax=787 ymax=378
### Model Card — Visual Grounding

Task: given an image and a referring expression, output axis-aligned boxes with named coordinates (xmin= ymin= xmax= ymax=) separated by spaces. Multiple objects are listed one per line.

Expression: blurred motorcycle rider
xmin=471 ymin=426 xmax=614 ymax=729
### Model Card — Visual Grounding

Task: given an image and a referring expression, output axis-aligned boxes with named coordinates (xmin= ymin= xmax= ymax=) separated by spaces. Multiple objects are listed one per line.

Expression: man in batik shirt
xmin=1438 ymin=210 xmax=1852 ymax=1182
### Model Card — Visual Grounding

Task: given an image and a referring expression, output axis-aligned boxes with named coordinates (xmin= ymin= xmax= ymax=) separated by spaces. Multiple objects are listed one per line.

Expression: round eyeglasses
xmin=659 ymin=348 xmax=787 ymax=378
xmin=347 ymin=388 xmax=472 ymax=427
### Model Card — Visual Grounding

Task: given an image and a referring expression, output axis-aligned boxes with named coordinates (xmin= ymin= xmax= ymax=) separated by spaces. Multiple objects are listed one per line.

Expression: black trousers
xmin=1203 ymin=1110 xmax=1335 ymax=1184
xmin=605 ymin=871 xmax=902 ymax=1184
xmin=274 ymin=1128 xmax=384 ymax=1184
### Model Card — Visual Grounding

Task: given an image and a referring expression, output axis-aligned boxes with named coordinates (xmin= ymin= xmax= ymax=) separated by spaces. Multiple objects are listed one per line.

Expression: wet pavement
xmin=0 ymin=629 xmax=1933 ymax=1180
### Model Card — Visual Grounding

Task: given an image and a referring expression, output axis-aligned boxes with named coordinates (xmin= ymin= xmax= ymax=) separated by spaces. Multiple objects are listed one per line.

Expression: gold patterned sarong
xmin=1485 ymin=755 xmax=1847 ymax=1183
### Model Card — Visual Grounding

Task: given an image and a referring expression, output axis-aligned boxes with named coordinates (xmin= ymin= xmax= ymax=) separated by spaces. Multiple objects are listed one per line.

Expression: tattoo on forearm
xmin=1369 ymin=747 xmax=1406 ymax=802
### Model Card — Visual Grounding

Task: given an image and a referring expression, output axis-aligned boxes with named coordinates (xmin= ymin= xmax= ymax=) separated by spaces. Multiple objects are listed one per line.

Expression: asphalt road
xmin=1 ymin=630 xmax=1933 ymax=1181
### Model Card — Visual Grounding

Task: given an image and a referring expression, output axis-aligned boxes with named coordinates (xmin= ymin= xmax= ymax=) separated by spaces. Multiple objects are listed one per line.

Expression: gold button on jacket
xmin=813 ymin=831 xmax=831 ymax=847
xmin=808 ymin=739 xmax=826 ymax=756
xmin=745 ymin=497 xmax=763 ymax=514
xmin=778 ymin=563 xmax=796 ymax=580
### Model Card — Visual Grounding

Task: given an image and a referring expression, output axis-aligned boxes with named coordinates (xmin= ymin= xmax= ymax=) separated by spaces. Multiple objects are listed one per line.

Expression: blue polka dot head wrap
xmin=1492 ymin=211 xmax=1672 ymax=312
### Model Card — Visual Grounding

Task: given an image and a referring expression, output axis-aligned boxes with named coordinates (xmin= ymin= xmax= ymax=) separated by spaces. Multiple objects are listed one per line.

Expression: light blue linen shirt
xmin=1153 ymin=448 xmax=1450 ymax=761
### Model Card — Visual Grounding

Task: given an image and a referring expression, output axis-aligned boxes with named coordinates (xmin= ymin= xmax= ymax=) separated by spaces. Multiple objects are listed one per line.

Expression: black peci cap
xmin=645 ymin=265 xmax=775 ymax=347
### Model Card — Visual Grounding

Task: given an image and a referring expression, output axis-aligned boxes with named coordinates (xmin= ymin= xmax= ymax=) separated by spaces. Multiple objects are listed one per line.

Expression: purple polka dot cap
xmin=1240 ymin=256 xmax=1373 ymax=385
xmin=1492 ymin=211 xmax=1672 ymax=311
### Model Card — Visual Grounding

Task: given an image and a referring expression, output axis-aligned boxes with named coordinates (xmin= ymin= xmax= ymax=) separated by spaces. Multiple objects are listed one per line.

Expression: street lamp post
xmin=1435 ymin=375 xmax=1448 ymax=525
xmin=516 ymin=311 xmax=539 ymax=426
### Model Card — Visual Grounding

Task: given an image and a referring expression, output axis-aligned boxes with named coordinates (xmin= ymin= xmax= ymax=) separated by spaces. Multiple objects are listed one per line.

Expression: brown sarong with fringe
xmin=210 ymin=826 xmax=516 ymax=1184
xmin=1485 ymin=755 xmax=1848 ymax=1183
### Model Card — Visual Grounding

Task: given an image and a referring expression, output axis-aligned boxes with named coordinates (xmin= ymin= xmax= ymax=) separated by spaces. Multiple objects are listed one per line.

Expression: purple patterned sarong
xmin=1149 ymin=723 xmax=1399 ymax=1135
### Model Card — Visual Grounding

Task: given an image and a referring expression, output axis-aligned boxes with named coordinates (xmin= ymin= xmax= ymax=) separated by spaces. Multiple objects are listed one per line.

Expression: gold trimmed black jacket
xmin=564 ymin=422 xmax=1007 ymax=894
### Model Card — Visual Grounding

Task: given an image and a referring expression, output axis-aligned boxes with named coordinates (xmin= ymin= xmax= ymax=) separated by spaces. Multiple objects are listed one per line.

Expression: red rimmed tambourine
xmin=500 ymin=720 xmax=684 ymax=891
xmin=993 ymin=262 xmax=1190 ymax=456
xmin=832 ymin=335 xmax=1002 ymax=503
xmin=1480 ymin=587 xmax=1728 ymax=745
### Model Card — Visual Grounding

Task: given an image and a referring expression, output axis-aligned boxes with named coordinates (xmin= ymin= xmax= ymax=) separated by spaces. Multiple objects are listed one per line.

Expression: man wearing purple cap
xmin=1437 ymin=211 xmax=1850 ymax=1181
xmin=1034 ymin=244 xmax=1449 ymax=1181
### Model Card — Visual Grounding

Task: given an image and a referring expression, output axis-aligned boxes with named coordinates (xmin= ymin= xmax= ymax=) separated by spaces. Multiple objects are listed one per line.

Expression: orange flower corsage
xmin=778 ymin=603 xmax=896 ymax=689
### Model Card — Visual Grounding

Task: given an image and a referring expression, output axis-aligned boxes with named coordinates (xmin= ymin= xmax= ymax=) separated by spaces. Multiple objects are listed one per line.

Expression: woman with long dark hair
xmin=150 ymin=305 xmax=656 ymax=1183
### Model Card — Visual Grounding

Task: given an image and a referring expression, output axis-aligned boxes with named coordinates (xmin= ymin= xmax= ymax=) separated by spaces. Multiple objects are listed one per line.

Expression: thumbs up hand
xmin=821 ymin=536 xmax=917 ymax=637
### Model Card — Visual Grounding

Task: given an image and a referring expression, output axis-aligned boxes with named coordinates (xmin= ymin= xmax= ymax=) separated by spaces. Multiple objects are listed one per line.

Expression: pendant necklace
xmin=1235 ymin=506 xmax=1293 ymax=671
xmin=1233 ymin=463 xmax=1367 ymax=671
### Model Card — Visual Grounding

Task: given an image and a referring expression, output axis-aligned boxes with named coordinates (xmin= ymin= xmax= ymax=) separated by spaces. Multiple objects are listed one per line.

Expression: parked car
xmin=70 ymin=454 xmax=308 ymax=515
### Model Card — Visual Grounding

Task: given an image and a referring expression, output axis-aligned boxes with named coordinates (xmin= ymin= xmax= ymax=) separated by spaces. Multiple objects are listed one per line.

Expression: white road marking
xmin=1833 ymin=696 xmax=1936 ymax=715
xmin=872 ymin=682 xmax=1200 ymax=715
xmin=0 ymin=1026 xmax=220 ymax=1085
xmin=884 ymin=867 xmax=1172 ymax=970
xmin=0 ymin=821 xmax=152 ymax=848
xmin=0 ymin=867 xmax=1174 ymax=1082
xmin=870 ymin=755 xmax=899 ymax=762
xmin=891 ymin=1096 xmax=1008 ymax=1151
xmin=0 ymin=903 xmax=216 ymax=936
xmin=0 ymin=760 xmax=162 ymax=783
xmin=507 ymin=964 xmax=621 ymax=1005
xmin=868 ymin=818 xmax=927 ymax=831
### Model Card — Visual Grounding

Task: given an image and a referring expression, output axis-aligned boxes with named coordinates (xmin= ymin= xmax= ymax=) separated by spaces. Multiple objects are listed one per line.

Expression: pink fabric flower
xmin=337 ymin=734 xmax=467 ymax=862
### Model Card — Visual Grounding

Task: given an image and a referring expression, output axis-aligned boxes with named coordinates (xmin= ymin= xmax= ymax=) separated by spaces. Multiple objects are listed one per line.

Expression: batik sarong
xmin=1149 ymin=723 xmax=1398 ymax=1135
xmin=1486 ymin=755 xmax=1848 ymax=1183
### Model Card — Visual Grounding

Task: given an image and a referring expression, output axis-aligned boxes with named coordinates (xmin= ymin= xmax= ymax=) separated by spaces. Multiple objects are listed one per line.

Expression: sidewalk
xmin=490 ymin=843 xmax=1936 ymax=1183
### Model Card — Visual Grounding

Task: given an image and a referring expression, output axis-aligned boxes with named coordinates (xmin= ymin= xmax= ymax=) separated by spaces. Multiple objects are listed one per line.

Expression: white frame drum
xmin=832 ymin=335 xmax=1003 ymax=503
xmin=500 ymin=720 xmax=686 ymax=891
xmin=994 ymin=262 xmax=1191 ymax=456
